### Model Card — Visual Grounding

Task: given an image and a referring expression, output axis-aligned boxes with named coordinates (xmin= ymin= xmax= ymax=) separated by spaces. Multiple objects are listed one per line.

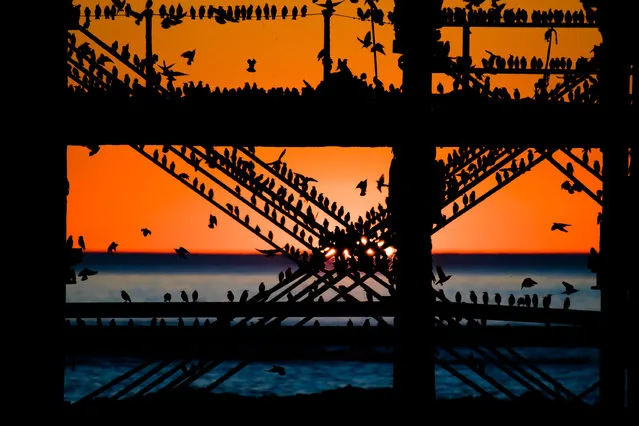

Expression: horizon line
xmin=80 ymin=250 xmax=592 ymax=256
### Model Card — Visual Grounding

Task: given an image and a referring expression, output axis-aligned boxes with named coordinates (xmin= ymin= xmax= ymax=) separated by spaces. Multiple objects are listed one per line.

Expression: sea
xmin=65 ymin=252 xmax=602 ymax=404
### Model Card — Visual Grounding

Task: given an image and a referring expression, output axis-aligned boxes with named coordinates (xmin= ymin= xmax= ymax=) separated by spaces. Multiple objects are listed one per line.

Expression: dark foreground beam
xmin=64 ymin=302 xmax=601 ymax=326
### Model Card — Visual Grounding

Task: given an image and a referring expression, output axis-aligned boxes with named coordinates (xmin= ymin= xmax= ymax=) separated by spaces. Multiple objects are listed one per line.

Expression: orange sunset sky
xmin=67 ymin=0 xmax=605 ymax=255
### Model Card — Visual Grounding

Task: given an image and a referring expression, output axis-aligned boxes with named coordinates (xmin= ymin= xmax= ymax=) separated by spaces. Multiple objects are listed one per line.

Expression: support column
xmin=145 ymin=9 xmax=153 ymax=89
xmin=596 ymin=0 xmax=632 ymax=414
xmin=390 ymin=0 xmax=443 ymax=408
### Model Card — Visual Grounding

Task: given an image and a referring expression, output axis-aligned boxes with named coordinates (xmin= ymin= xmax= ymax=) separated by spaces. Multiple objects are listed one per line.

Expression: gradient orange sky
xmin=67 ymin=1 xmax=604 ymax=254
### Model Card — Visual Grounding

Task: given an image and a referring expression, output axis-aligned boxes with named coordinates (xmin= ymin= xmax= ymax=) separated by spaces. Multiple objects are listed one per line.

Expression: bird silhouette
xmin=587 ymin=247 xmax=599 ymax=273
xmin=181 ymin=49 xmax=196 ymax=65
xmin=107 ymin=241 xmax=118 ymax=255
xmin=181 ymin=290 xmax=189 ymax=302
xmin=469 ymin=290 xmax=478 ymax=304
xmin=192 ymin=290 xmax=199 ymax=302
xmin=356 ymin=179 xmax=367 ymax=196
xmin=163 ymin=292 xmax=171 ymax=302
xmin=561 ymin=281 xmax=578 ymax=295
xmin=78 ymin=236 xmax=86 ymax=250
xmin=266 ymin=365 xmax=286 ymax=375
xmin=175 ymin=247 xmax=190 ymax=258
xmin=495 ymin=293 xmax=502 ymax=306
xmin=563 ymin=297 xmax=571 ymax=310
xmin=521 ymin=277 xmax=537 ymax=289
xmin=208 ymin=214 xmax=218 ymax=229
xmin=508 ymin=294 xmax=515 ymax=306
xmin=247 ymin=58 xmax=257 ymax=72
xmin=482 ymin=291 xmax=489 ymax=305
xmin=256 ymin=248 xmax=281 ymax=257
xmin=239 ymin=289 xmax=249 ymax=303
xmin=141 ymin=228 xmax=152 ymax=237
xmin=227 ymin=290 xmax=234 ymax=302
xmin=376 ymin=174 xmax=388 ymax=192
xmin=455 ymin=291 xmax=462 ymax=303
xmin=121 ymin=290 xmax=132 ymax=302
xmin=78 ymin=267 xmax=98 ymax=281
xmin=357 ymin=31 xmax=372 ymax=48
xmin=434 ymin=265 xmax=452 ymax=285
xmin=551 ymin=222 xmax=571 ymax=232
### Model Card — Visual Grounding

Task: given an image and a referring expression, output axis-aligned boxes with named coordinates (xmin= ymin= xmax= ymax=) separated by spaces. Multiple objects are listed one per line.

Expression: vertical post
xmin=462 ymin=24 xmax=471 ymax=91
xmin=628 ymin=147 xmax=637 ymax=416
xmin=390 ymin=0 xmax=442 ymax=409
xmin=370 ymin=13 xmax=378 ymax=80
xmin=597 ymin=1 xmax=632 ymax=414
xmin=321 ymin=8 xmax=333 ymax=82
xmin=145 ymin=8 xmax=153 ymax=89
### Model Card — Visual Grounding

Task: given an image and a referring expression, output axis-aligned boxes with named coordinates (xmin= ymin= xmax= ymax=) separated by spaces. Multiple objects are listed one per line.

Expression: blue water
xmin=65 ymin=253 xmax=602 ymax=404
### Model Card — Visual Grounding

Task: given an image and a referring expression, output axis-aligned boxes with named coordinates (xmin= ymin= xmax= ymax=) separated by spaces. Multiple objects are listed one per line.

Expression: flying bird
xmin=256 ymin=248 xmax=281 ymax=257
xmin=208 ymin=214 xmax=218 ymax=228
xmin=121 ymin=290 xmax=132 ymax=303
xmin=561 ymin=281 xmax=578 ymax=295
xmin=107 ymin=241 xmax=118 ymax=255
xmin=376 ymin=174 xmax=388 ymax=192
xmin=247 ymin=58 xmax=257 ymax=72
xmin=521 ymin=277 xmax=537 ymax=289
xmin=181 ymin=49 xmax=196 ymax=65
xmin=266 ymin=365 xmax=286 ymax=375
xmin=141 ymin=228 xmax=152 ymax=237
xmin=175 ymin=246 xmax=190 ymax=258
xmin=356 ymin=179 xmax=367 ymax=196
xmin=551 ymin=222 xmax=571 ymax=232
xmin=78 ymin=267 xmax=98 ymax=281
xmin=434 ymin=265 xmax=452 ymax=285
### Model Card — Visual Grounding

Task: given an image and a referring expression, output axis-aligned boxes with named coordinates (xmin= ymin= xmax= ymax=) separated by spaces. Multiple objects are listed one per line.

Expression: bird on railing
xmin=469 ymin=290 xmax=478 ymax=304
xmin=121 ymin=290 xmax=132 ymax=303
xmin=563 ymin=297 xmax=571 ymax=310
xmin=239 ymin=289 xmax=249 ymax=303
xmin=227 ymin=290 xmax=235 ymax=302
xmin=482 ymin=291 xmax=489 ymax=305
xmin=192 ymin=290 xmax=199 ymax=302
xmin=181 ymin=290 xmax=189 ymax=302
xmin=532 ymin=294 xmax=539 ymax=308
xmin=108 ymin=241 xmax=118 ymax=255
xmin=508 ymin=294 xmax=515 ymax=307
xmin=494 ymin=293 xmax=502 ymax=306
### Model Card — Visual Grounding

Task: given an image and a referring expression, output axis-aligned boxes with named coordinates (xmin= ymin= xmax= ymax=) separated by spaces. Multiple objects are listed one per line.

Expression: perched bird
xmin=208 ymin=214 xmax=218 ymax=229
xmin=455 ymin=291 xmax=462 ymax=303
xmin=181 ymin=290 xmax=189 ymax=302
xmin=141 ymin=228 xmax=152 ymax=237
xmin=508 ymin=294 xmax=516 ymax=306
xmin=532 ymin=294 xmax=539 ymax=308
xmin=181 ymin=49 xmax=196 ymax=65
xmin=434 ymin=265 xmax=452 ymax=285
xmin=121 ymin=290 xmax=132 ymax=303
xmin=108 ymin=241 xmax=118 ymax=255
xmin=494 ymin=293 xmax=502 ymax=306
xmin=247 ymin=58 xmax=257 ymax=72
xmin=78 ymin=236 xmax=86 ymax=251
xmin=587 ymin=247 xmax=599 ymax=273
xmin=521 ymin=277 xmax=537 ymax=289
xmin=469 ymin=290 xmax=478 ymax=304
xmin=227 ymin=290 xmax=234 ymax=302
xmin=192 ymin=290 xmax=199 ymax=302
xmin=239 ymin=289 xmax=249 ymax=303
xmin=163 ymin=292 xmax=171 ymax=302
xmin=78 ymin=267 xmax=98 ymax=281
xmin=482 ymin=291 xmax=489 ymax=305
xmin=175 ymin=246 xmax=190 ymax=258
xmin=266 ymin=365 xmax=286 ymax=375
xmin=561 ymin=281 xmax=578 ymax=295
xmin=258 ymin=282 xmax=266 ymax=294
xmin=356 ymin=179 xmax=367 ymax=196
xmin=551 ymin=222 xmax=571 ymax=232
xmin=563 ymin=297 xmax=571 ymax=310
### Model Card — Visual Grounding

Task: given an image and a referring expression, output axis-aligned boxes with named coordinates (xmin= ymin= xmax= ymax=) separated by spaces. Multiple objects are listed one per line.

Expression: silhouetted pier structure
xmin=35 ymin=0 xmax=636 ymax=418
